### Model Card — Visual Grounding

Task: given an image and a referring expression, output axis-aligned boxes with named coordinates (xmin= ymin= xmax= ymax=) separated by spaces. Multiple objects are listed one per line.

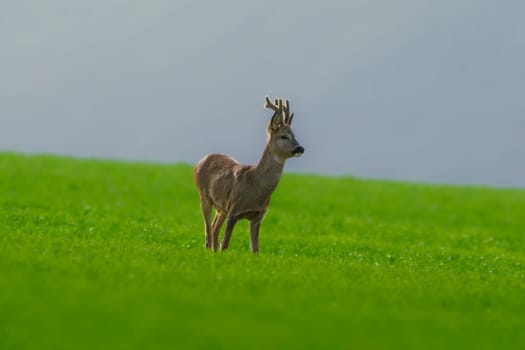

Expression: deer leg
xmin=199 ymin=196 xmax=213 ymax=249
xmin=211 ymin=212 xmax=226 ymax=252
xmin=249 ymin=220 xmax=261 ymax=255
xmin=221 ymin=216 xmax=238 ymax=251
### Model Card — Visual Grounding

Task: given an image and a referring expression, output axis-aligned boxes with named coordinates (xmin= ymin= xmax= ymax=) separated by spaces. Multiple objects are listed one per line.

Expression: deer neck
xmin=254 ymin=144 xmax=285 ymax=194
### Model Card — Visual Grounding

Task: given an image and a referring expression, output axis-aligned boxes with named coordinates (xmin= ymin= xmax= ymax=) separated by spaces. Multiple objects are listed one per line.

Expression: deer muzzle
xmin=292 ymin=146 xmax=305 ymax=157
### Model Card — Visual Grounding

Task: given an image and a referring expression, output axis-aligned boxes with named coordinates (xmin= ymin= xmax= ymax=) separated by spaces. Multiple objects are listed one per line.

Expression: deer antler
xmin=264 ymin=96 xmax=295 ymax=126
xmin=264 ymin=96 xmax=283 ymax=113
xmin=283 ymin=99 xmax=294 ymax=126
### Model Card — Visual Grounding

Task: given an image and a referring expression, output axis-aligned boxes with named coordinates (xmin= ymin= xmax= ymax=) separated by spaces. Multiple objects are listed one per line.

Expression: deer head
xmin=264 ymin=96 xmax=304 ymax=161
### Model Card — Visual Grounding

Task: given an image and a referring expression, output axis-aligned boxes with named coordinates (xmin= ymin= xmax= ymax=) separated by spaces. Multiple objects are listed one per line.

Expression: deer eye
xmin=280 ymin=135 xmax=289 ymax=140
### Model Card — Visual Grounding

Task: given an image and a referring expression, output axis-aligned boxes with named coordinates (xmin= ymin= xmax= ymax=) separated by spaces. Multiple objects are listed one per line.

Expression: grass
xmin=1 ymin=152 xmax=524 ymax=350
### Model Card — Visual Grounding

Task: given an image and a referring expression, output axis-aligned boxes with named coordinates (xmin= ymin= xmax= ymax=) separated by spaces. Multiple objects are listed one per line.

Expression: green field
xmin=1 ymin=152 xmax=524 ymax=350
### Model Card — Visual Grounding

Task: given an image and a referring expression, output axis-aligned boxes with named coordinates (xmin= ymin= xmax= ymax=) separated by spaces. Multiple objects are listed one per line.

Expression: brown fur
xmin=194 ymin=96 xmax=304 ymax=253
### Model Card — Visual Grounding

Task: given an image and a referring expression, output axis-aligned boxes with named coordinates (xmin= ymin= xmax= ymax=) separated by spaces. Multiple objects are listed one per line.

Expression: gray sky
xmin=1 ymin=0 xmax=524 ymax=187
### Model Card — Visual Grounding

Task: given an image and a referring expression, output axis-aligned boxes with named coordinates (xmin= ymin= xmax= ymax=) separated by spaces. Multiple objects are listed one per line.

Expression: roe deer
xmin=193 ymin=96 xmax=304 ymax=254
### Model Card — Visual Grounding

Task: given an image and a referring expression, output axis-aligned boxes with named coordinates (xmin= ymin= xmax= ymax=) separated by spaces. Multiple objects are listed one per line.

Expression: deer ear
xmin=268 ymin=112 xmax=283 ymax=133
